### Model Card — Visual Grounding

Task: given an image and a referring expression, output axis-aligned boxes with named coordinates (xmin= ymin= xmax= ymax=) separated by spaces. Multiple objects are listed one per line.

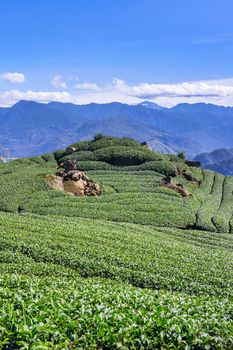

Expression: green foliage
xmin=58 ymin=151 xmax=95 ymax=163
xmin=78 ymin=160 xmax=114 ymax=171
xmin=214 ymin=176 xmax=233 ymax=232
xmin=54 ymin=149 xmax=66 ymax=161
xmin=28 ymin=156 xmax=46 ymax=165
xmin=70 ymin=140 xmax=90 ymax=151
xmin=139 ymin=160 xmax=177 ymax=175
xmin=0 ymin=274 xmax=232 ymax=349
xmin=0 ymin=212 xmax=232 ymax=296
xmin=41 ymin=152 xmax=57 ymax=165
xmin=94 ymin=146 xmax=164 ymax=166
xmin=196 ymin=172 xmax=224 ymax=231
xmin=21 ymin=170 xmax=195 ymax=228
xmin=177 ymin=151 xmax=186 ymax=161
xmin=168 ymin=154 xmax=179 ymax=162
xmin=93 ymin=132 xmax=105 ymax=141
xmin=89 ymin=137 xmax=140 ymax=151
xmin=0 ymin=136 xmax=233 ymax=348
xmin=0 ymin=163 xmax=53 ymax=212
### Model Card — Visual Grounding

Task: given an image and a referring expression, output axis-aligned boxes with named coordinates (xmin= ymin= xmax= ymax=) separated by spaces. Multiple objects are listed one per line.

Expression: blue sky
xmin=1 ymin=0 xmax=233 ymax=106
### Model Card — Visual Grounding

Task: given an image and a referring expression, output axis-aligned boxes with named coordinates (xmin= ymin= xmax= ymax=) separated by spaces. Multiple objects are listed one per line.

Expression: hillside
xmin=0 ymin=136 xmax=232 ymax=348
xmin=194 ymin=148 xmax=233 ymax=165
xmin=194 ymin=148 xmax=233 ymax=175
xmin=3 ymin=100 xmax=233 ymax=158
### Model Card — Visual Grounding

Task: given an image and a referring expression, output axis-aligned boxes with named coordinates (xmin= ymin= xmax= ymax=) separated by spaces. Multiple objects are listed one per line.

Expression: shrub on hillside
xmin=94 ymin=146 xmax=163 ymax=166
xmin=177 ymin=151 xmax=186 ymax=161
xmin=78 ymin=161 xmax=113 ymax=171
xmin=28 ymin=156 xmax=46 ymax=165
xmin=168 ymin=154 xmax=180 ymax=162
xmin=88 ymin=137 xmax=140 ymax=151
xmin=42 ymin=152 xmax=56 ymax=164
xmin=93 ymin=132 xmax=106 ymax=141
xmin=54 ymin=149 xmax=66 ymax=161
xmin=58 ymin=151 xmax=95 ymax=163
xmin=140 ymin=161 xmax=177 ymax=176
xmin=70 ymin=141 xmax=90 ymax=151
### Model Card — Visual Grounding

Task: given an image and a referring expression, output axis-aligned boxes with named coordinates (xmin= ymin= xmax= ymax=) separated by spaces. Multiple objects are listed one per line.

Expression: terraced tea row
xmin=0 ymin=212 xmax=232 ymax=296
xmin=0 ymin=274 xmax=232 ymax=349
xmin=2 ymin=158 xmax=233 ymax=232
xmin=194 ymin=170 xmax=233 ymax=232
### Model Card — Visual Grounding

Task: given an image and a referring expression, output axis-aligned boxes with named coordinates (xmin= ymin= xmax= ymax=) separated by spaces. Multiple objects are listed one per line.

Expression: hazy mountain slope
xmin=2 ymin=100 xmax=233 ymax=157
xmin=137 ymin=100 xmax=166 ymax=110
xmin=0 ymin=100 xmax=187 ymax=157
xmin=203 ymin=157 xmax=233 ymax=175
xmin=194 ymin=148 xmax=233 ymax=165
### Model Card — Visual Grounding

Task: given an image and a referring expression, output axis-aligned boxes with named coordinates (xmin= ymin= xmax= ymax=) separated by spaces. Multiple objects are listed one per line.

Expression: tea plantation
xmin=0 ymin=136 xmax=232 ymax=349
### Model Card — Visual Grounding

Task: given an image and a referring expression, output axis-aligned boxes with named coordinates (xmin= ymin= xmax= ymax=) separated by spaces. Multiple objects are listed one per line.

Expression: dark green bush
xmin=168 ymin=154 xmax=180 ymax=162
xmin=140 ymin=161 xmax=177 ymax=176
xmin=70 ymin=141 xmax=90 ymax=151
xmin=93 ymin=132 xmax=106 ymax=141
xmin=177 ymin=151 xmax=186 ymax=161
xmin=42 ymin=152 xmax=56 ymax=164
xmin=54 ymin=149 xmax=66 ymax=161
xmin=94 ymin=146 xmax=163 ymax=166
xmin=185 ymin=160 xmax=201 ymax=167
xmin=89 ymin=138 xmax=140 ymax=151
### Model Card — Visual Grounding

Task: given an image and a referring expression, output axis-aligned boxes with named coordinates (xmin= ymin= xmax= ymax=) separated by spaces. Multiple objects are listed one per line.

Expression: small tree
xmin=177 ymin=151 xmax=186 ymax=161
xmin=94 ymin=132 xmax=105 ymax=141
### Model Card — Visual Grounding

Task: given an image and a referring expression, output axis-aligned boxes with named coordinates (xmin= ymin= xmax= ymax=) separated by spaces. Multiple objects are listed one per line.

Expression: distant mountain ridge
xmin=1 ymin=100 xmax=233 ymax=158
xmin=194 ymin=148 xmax=233 ymax=175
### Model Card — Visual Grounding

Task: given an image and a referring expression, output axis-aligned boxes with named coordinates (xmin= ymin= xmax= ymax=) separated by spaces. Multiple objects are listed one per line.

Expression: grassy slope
xmin=0 ymin=137 xmax=232 ymax=349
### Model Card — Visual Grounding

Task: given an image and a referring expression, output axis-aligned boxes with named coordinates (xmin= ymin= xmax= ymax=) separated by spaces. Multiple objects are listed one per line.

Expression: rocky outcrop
xmin=45 ymin=160 xmax=101 ymax=196
xmin=160 ymin=179 xmax=191 ymax=197
xmin=140 ymin=141 xmax=153 ymax=151
xmin=63 ymin=146 xmax=77 ymax=156
xmin=159 ymin=168 xmax=200 ymax=197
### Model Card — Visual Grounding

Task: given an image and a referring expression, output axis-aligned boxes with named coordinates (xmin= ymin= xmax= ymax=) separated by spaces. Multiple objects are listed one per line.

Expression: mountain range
xmin=194 ymin=148 xmax=233 ymax=175
xmin=1 ymin=100 xmax=233 ymax=158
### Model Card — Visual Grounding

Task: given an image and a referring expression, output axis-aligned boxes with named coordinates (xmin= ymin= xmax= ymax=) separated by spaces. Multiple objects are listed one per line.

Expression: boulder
xmin=45 ymin=174 xmax=64 ymax=191
xmin=64 ymin=146 xmax=77 ymax=156
xmin=46 ymin=162 xmax=101 ymax=197
xmin=63 ymin=179 xmax=85 ymax=196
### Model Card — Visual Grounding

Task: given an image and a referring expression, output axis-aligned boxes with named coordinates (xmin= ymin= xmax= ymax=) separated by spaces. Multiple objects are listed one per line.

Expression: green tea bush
xmin=78 ymin=161 xmax=114 ymax=171
xmin=54 ymin=149 xmax=66 ymax=161
xmin=168 ymin=154 xmax=180 ymax=162
xmin=88 ymin=137 xmax=140 ymax=151
xmin=0 ymin=275 xmax=232 ymax=349
xmin=0 ymin=212 xmax=232 ymax=296
xmin=42 ymin=152 xmax=57 ymax=165
xmin=28 ymin=156 xmax=46 ymax=165
xmin=196 ymin=173 xmax=224 ymax=231
xmin=140 ymin=160 xmax=177 ymax=175
xmin=58 ymin=151 xmax=95 ymax=163
xmin=94 ymin=146 xmax=163 ymax=166
xmin=70 ymin=140 xmax=90 ymax=151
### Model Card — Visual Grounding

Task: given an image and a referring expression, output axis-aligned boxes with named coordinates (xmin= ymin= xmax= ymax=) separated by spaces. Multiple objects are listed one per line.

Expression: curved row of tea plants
xmin=0 ymin=274 xmax=232 ymax=350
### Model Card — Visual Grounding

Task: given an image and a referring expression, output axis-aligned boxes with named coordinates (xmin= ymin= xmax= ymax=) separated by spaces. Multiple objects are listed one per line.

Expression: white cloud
xmin=75 ymin=82 xmax=101 ymax=91
xmin=51 ymin=75 xmax=67 ymax=89
xmin=0 ymin=72 xmax=26 ymax=83
xmin=3 ymin=77 xmax=233 ymax=107
xmin=0 ymin=90 xmax=71 ymax=106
